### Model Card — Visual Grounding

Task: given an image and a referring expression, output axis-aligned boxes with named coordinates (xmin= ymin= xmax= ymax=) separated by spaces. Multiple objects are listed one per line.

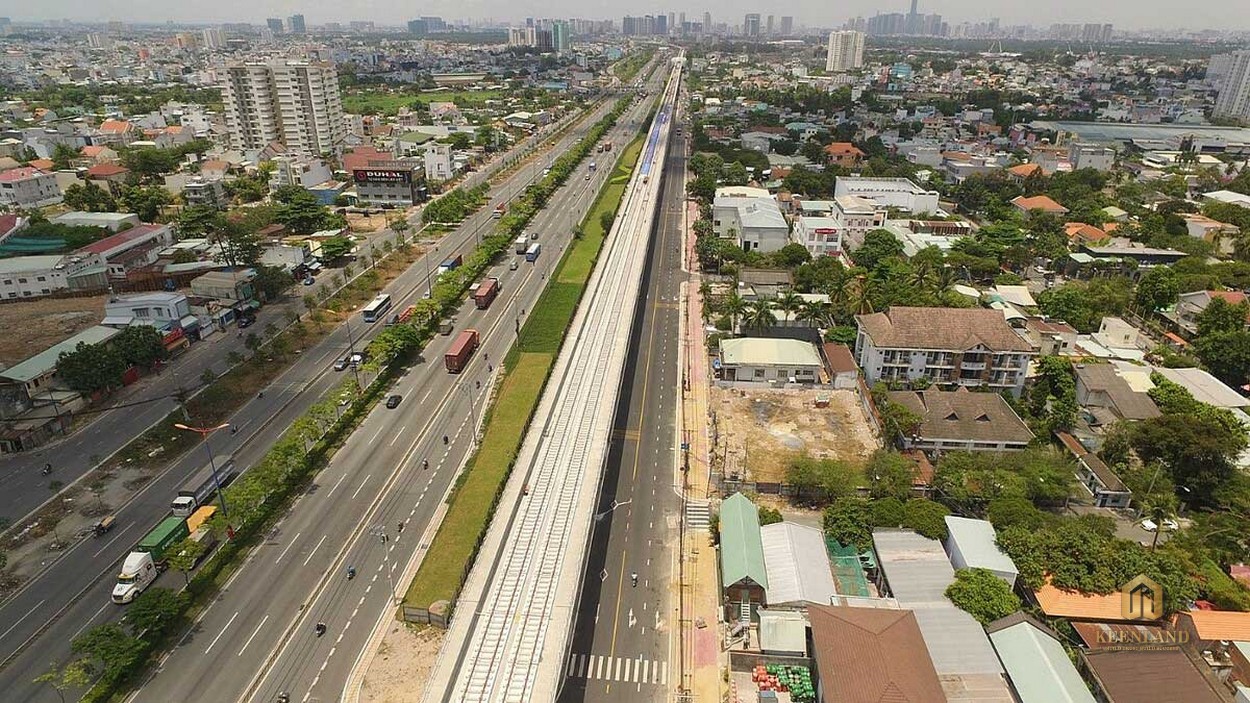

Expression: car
xmin=333 ymin=355 xmax=352 ymax=371
xmin=237 ymin=317 xmax=254 ymax=329
xmin=303 ymin=277 xmax=316 ymax=286
xmin=509 ymin=259 xmax=519 ymax=271
xmin=385 ymin=394 xmax=403 ymax=409
xmin=585 ymin=173 xmax=592 ymax=180
xmin=1141 ymin=518 xmax=1180 ymax=532
xmin=349 ymin=351 xmax=366 ymax=365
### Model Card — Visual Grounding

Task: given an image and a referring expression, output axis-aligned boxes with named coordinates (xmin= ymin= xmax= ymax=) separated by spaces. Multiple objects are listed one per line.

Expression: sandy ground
xmin=0 ymin=293 xmax=110 ymax=367
xmin=710 ymin=386 xmax=878 ymax=484
xmin=359 ymin=622 xmax=446 ymax=703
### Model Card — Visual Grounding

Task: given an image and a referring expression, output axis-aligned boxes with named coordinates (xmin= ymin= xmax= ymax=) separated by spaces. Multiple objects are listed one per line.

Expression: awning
xmin=101 ymin=315 xmax=133 ymax=327
xmin=179 ymin=315 xmax=201 ymax=331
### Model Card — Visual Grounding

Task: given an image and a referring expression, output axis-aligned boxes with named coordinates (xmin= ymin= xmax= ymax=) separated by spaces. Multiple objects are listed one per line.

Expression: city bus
xmin=525 ymin=243 xmax=542 ymax=262
xmin=361 ymin=293 xmax=393 ymax=323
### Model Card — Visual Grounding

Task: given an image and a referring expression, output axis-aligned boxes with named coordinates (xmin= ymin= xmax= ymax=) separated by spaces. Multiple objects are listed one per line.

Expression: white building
xmin=719 ymin=338 xmax=822 ymax=384
xmin=824 ymin=30 xmax=865 ymax=73
xmin=201 ymin=28 xmax=226 ymax=49
xmin=103 ymin=292 xmax=191 ymax=329
xmin=423 ymin=142 xmax=454 ymax=182
xmin=268 ymin=156 xmax=333 ymax=191
xmin=833 ymin=177 xmax=940 ymax=214
xmin=1068 ymin=143 xmax=1115 ymax=171
xmin=943 ymin=516 xmax=1019 ymax=586
xmin=221 ymin=61 xmax=346 ymax=156
xmin=1213 ymin=50 xmax=1250 ymax=122
xmin=0 ymin=167 xmax=61 ymax=208
xmin=832 ymin=195 xmax=887 ymax=250
xmin=712 ymin=195 xmax=789 ymax=253
xmin=792 ymin=215 xmax=842 ymax=257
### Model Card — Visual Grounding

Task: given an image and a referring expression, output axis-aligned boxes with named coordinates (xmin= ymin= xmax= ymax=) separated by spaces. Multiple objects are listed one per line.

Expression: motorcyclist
xmin=41 ymin=463 xmax=52 ymax=475
xmin=631 ymin=572 xmax=638 ymax=587
xmin=347 ymin=566 xmax=356 ymax=580
xmin=443 ymin=434 xmax=449 ymax=445
xmin=422 ymin=459 xmax=429 ymax=470
xmin=315 ymin=622 xmax=326 ymax=637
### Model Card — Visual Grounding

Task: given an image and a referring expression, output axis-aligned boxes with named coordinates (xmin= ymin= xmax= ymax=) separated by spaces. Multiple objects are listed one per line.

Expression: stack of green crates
xmin=764 ymin=664 xmax=814 ymax=702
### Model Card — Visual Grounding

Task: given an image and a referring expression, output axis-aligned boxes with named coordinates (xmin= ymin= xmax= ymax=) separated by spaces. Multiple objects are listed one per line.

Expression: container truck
xmin=436 ymin=254 xmax=463 ymax=277
xmin=493 ymin=203 xmax=506 ymax=218
xmin=112 ymin=516 xmax=190 ymax=604
xmin=171 ymin=454 xmax=237 ymax=517
xmin=474 ymin=278 xmax=500 ymax=309
xmin=445 ymin=329 xmax=480 ymax=373
xmin=179 ymin=505 xmax=219 ymax=564
xmin=514 ymin=235 xmax=529 ymax=254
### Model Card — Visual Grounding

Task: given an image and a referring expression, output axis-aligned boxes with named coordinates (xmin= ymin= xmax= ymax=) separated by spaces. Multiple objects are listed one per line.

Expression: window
xmin=753 ymin=369 xmax=765 ymax=379
xmin=36 ymin=276 xmax=45 ymax=282
xmin=17 ymin=278 xmax=25 ymax=283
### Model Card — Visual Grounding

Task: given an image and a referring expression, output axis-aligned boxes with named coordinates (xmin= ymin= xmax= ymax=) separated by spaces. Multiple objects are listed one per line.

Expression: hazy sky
xmin=10 ymin=0 xmax=1250 ymax=31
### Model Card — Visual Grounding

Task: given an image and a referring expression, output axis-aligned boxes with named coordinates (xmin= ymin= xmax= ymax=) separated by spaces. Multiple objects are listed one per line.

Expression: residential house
xmin=0 ymin=167 xmax=61 ymax=208
xmin=1180 ymin=213 xmax=1240 ymax=255
xmin=1065 ymin=222 xmax=1111 ymax=247
xmin=78 ymin=145 xmax=119 ymax=165
xmin=823 ymin=142 xmax=865 ymax=168
xmin=792 ymin=215 xmax=842 ymax=256
xmin=832 ymin=195 xmax=887 ymax=251
xmin=807 ymin=604 xmax=947 ymax=703
xmin=740 ymin=130 xmax=786 ymax=153
xmin=183 ymin=178 xmax=229 ymax=209
xmin=1082 ymin=649 xmax=1225 ymax=703
xmin=94 ymin=118 xmax=137 ymax=146
xmin=718 ymin=338 xmax=822 ymax=384
xmin=736 ymin=268 xmax=792 ymax=300
xmin=1073 ymin=363 xmax=1160 ymax=423
xmin=84 ymin=163 xmax=130 ymax=196
xmin=189 ymin=268 xmax=257 ymax=306
xmin=886 ymin=388 xmax=1035 ymax=452
xmin=75 ymin=224 xmax=175 ymax=280
xmin=1010 ymin=195 xmax=1069 ymax=217
xmin=199 ymin=160 xmax=231 ymax=180
xmin=855 ymin=307 xmax=1037 ymax=395
xmin=0 ymin=254 xmax=90 ymax=299
xmin=0 ymin=325 xmax=121 ymax=399
xmin=885 ymin=219 xmax=974 ymax=256
xmin=1175 ymin=290 xmax=1250 ymax=334
xmin=944 ymin=516 xmax=1019 ymax=586
xmin=1077 ymin=239 xmax=1187 ymax=268
xmin=712 ymin=194 xmax=789 ymax=253
xmin=269 ymin=156 xmax=333 ymax=191
xmin=102 ymin=292 xmax=191 ymax=329
xmin=720 ymin=493 xmax=768 ymax=623
xmin=1056 ymin=431 xmax=1131 ymax=509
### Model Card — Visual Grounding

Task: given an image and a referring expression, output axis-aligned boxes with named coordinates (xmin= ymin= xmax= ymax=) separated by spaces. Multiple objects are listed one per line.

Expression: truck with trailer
xmin=493 ymin=203 xmax=506 ymax=218
xmin=171 ymin=454 xmax=237 ymax=517
xmin=178 ymin=505 xmax=219 ymax=564
xmin=514 ymin=235 xmax=529 ymax=254
xmin=437 ymin=254 xmax=464 ymax=277
xmin=445 ymin=329 xmax=480 ymax=373
xmin=112 ymin=516 xmax=190 ymax=603
xmin=474 ymin=278 xmax=500 ymax=309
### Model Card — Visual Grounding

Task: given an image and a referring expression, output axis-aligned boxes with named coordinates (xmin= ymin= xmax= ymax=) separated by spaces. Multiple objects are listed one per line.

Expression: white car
xmin=1141 ymin=518 xmax=1179 ymax=532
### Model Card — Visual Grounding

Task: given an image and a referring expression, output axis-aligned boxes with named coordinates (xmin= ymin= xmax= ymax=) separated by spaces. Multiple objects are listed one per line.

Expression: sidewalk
xmin=679 ymin=192 xmax=723 ymax=703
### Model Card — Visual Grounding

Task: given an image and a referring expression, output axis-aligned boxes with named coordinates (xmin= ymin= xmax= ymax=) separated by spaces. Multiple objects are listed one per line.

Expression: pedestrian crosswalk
xmin=565 ymin=652 xmax=668 ymax=685
xmin=685 ymin=500 xmax=710 ymax=530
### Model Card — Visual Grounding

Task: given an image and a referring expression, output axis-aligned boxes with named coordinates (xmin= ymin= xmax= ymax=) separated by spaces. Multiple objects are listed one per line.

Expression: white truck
xmin=171 ymin=454 xmax=236 ymax=517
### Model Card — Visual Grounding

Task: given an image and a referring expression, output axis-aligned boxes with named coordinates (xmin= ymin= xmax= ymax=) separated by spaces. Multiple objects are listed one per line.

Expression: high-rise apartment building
xmin=656 ymin=13 xmax=667 ymax=35
xmin=266 ymin=18 xmax=284 ymax=34
xmin=703 ymin=12 xmax=712 ymax=34
xmin=201 ymin=28 xmax=225 ymax=49
xmin=743 ymin=13 xmax=761 ymax=37
xmin=221 ymin=61 xmax=345 ymax=156
xmin=679 ymin=12 xmax=687 ymax=35
xmin=766 ymin=15 xmax=775 ymax=36
xmin=780 ymin=16 xmax=793 ymax=36
xmin=552 ymin=21 xmax=571 ymax=53
xmin=287 ymin=14 xmax=306 ymax=34
xmin=825 ymin=30 xmax=865 ymax=72
xmin=1214 ymin=50 xmax=1250 ymax=122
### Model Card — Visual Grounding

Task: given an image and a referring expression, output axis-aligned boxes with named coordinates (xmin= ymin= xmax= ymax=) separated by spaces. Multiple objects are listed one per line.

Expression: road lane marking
xmin=273 ymin=532 xmax=302 ymax=563
xmin=204 ymin=611 xmax=239 ymax=654
xmin=0 ymin=599 xmax=44 ymax=642
xmin=615 ymin=657 xmax=622 ymax=681
xmin=370 ymin=426 xmax=385 ymax=444
xmin=641 ymin=659 xmax=649 ymax=683
xmin=69 ymin=602 xmax=109 ymax=642
xmin=90 ymin=522 xmax=134 ymax=558
xmin=238 ymin=614 xmax=269 ymax=656
xmin=324 ymin=473 xmax=348 ymax=498
xmin=350 ymin=475 xmax=372 ymax=500
xmin=303 ymin=534 xmax=327 ymax=566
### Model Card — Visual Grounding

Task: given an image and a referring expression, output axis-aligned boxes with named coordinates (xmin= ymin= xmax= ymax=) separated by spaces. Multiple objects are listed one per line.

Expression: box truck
xmin=445 ymin=329 xmax=480 ymax=373
xmin=474 ymin=278 xmax=500 ymax=309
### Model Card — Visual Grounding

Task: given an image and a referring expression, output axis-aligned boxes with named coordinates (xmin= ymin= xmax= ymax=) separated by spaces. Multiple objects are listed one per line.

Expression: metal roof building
xmin=944 ymin=516 xmax=1019 ymax=587
xmin=760 ymin=522 xmax=837 ymax=607
xmin=987 ymin=613 xmax=1097 ymax=703
xmin=719 ymin=493 xmax=767 ymax=590
xmin=0 ymin=325 xmax=121 ymax=389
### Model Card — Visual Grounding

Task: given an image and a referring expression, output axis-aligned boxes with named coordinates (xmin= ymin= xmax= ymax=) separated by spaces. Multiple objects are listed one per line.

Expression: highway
xmin=118 ymin=88 xmax=662 ymax=703
xmin=422 ymin=57 xmax=682 ymax=703
xmin=557 ymin=106 xmax=687 ymax=703
xmin=0 ymin=93 xmax=628 ymax=703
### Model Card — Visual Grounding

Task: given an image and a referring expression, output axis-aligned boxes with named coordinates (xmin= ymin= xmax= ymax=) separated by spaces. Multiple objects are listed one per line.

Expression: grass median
xmin=402 ymin=127 xmax=649 ymax=614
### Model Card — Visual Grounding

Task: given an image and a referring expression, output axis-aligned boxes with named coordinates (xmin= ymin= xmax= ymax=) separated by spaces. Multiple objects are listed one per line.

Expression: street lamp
xmin=173 ymin=422 xmax=233 ymax=525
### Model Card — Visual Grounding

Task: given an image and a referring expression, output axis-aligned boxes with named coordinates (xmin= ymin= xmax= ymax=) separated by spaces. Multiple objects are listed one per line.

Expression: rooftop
xmin=807 ymin=604 xmax=946 ymax=703
xmin=1152 ymin=366 xmax=1248 ymax=408
xmin=76 ymin=224 xmax=167 ymax=256
xmin=944 ymin=516 xmax=1018 ymax=577
xmin=0 ymin=254 xmax=66 ymax=274
xmin=760 ymin=522 xmax=837 ymax=606
xmin=887 ymin=388 xmax=1035 ymax=445
xmin=0 ymin=325 xmax=121 ymax=384
xmin=719 ymin=493 xmax=767 ymax=589
xmin=1011 ymin=194 xmax=1069 ymax=213
xmin=1083 ymin=648 xmax=1224 ymax=703
xmin=0 ymin=166 xmax=45 ymax=182
xmin=1033 ymin=578 xmax=1126 ymax=622
xmin=856 ymin=306 xmax=1035 ymax=353
xmin=986 ymin=613 xmax=1097 ymax=703
xmin=1176 ymin=609 xmax=1250 ymax=641
xmin=720 ymin=338 xmax=822 ymax=368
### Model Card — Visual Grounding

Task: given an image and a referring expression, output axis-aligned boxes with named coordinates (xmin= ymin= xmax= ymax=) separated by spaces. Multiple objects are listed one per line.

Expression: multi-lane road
xmin=0 ymin=89 xmax=641 ymax=703
xmin=557 ymin=102 xmax=688 ymax=703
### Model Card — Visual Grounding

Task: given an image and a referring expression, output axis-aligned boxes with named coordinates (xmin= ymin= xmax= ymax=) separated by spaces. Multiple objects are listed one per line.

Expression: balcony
xmin=960 ymin=362 xmax=986 ymax=371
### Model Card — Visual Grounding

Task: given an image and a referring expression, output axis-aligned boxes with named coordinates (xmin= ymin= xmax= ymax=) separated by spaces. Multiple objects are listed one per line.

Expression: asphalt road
xmin=556 ymin=128 xmax=686 ymax=701
xmin=0 ymin=105 xmax=588 ymax=527
xmin=116 ymin=96 xmax=660 ymax=703
xmin=0 ymin=97 xmax=622 ymax=703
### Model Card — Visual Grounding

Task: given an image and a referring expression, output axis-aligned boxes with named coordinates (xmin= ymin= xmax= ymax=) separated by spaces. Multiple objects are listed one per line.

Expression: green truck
xmin=139 ymin=516 xmax=190 ymax=563
xmin=114 ymin=516 xmax=190 ymax=604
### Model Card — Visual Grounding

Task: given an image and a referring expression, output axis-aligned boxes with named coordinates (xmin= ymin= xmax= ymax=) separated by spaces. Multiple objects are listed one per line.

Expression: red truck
xmin=445 ymin=329 xmax=480 ymax=373
xmin=474 ymin=278 xmax=500 ymax=309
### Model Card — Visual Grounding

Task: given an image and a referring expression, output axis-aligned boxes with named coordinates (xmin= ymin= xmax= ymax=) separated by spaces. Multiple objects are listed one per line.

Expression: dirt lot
xmin=0 ymin=294 xmax=110 ymax=367
xmin=711 ymin=386 xmax=879 ymax=484
xmin=359 ymin=622 xmax=446 ymax=703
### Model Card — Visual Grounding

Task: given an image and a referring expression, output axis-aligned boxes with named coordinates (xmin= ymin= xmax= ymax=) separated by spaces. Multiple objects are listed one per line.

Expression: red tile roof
xmin=26 ymin=158 xmax=54 ymax=171
xmin=86 ymin=163 xmax=129 ymax=178
xmin=76 ymin=224 xmax=166 ymax=255
xmin=825 ymin=142 xmax=865 ymax=157
xmin=1012 ymin=195 xmax=1069 ymax=213
xmin=0 ymin=166 xmax=45 ymax=182
xmin=808 ymin=604 xmax=946 ymax=703
xmin=342 ymin=147 xmax=394 ymax=172
xmin=98 ymin=119 xmax=132 ymax=134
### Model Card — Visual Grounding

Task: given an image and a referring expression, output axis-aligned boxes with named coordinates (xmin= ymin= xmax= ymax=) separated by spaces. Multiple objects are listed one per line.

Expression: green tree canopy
xmin=945 ymin=568 xmax=1021 ymax=624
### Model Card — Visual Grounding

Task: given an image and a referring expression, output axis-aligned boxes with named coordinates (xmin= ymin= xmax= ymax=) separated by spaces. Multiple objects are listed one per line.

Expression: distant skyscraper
xmin=1214 ymin=50 xmax=1250 ymax=122
xmin=766 ymin=15 xmax=774 ymax=36
xmin=679 ymin=12 xmax=687 ymax=35
xmin=743 ymin=13 xmax=761 ymax=37
xmin=266 ymin=18 xmax=284 ymax=34
xmin=656 ymin=13 xmax=667 ymax=35
xmin=552 ymin=21 xmax=571 ymax=53
xmin=668 ymin=12 xmax=676 ymax=34
xmin=201 ymin=28 xmax=225 ymax=49
xmin=703 ymin=12 xmax=712 ymax=34
xmin=408 ymin=19 xmax=429 ymax=36
xmin=287 ymin=14 xmax=306 ymax=34
xmin=222 ymin=60 xmax=344 ymax=156
xmin=780 ymin=16 xmax=793 ymax=36
xmin=825 ymin=30 xmax=865 ymax=72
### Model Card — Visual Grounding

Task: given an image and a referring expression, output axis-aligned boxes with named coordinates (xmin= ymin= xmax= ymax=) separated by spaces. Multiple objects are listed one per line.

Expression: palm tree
xmin=796 ymin=299 xmax=832 ymax=329
xmin=775 ymin=292 xmax=803 ymax=326
xmin=909 ymin=259 xmax=935 ymax=294
xmin=826 ymin=266 xmax=855 ymax=323
xmin=742 ymin=300 xmax=777 ymax=330
xmin=722 ymin=290 xmax=747 ymax=332
xmin=851 ymin=276 xmax=876 ymax=316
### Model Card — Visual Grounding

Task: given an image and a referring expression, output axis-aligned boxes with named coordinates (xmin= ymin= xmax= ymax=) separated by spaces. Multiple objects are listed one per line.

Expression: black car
xmin=385 ymin=394 xmax=403 ymax=409
xmin=237 ymin=317 xmax=254 ymax=329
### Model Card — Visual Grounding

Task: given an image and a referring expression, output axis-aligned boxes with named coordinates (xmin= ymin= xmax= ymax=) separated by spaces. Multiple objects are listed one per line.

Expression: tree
xmin=253 ymin=265 xmax=294 ymax=301
xmin=34 ymin=660 xmax=91 ymax=703
xmin=1130 ymin=413 xmax=1244 ymax=505
xmin=851 ymin=229 xmax=905 ymax=270
xmin=903 ymin=498 xmax=950 ymax=540
xmin=1195 ymin=331 xmax=1250 ymax=387
xmin=757 ymin=506 xmax=783 ymax=526
xmin=986 ymin=496 xmax=1049 ymax=531
xmin=822 ymin=498 xmax=872 ymax=550
xmin=945 ymin=568 xmax=1021 ymax=625
xmin=872 ymin=386 xmax=922 ymax=443
xmin=276 ymin=189 xmax=334 ymax=235
xmin=721 ymin=290 xmax=747 ymax=331
xmin=1134 ymin=266 xmax=1179 ymax=311
xmin=123 ymin=588 xmax=189 ymax=635
xmin=1196 ymin=297 xmax=1250 ymax=337
xmin=869 ymin=497 xmax=906 ymax=527
xmin=318 ymin=235 xmax=354 ymax=262
xmin=57 ymin=341 xmax=126 ymax=393
xmin=50 ymin=143 xmax=81 ymax=171
xmin=214 ymin=219 xmax=263 ymax=267
xmin=112 ymin=326 xmax=167 ymax=368
xmin=787 ymin=455 xmax=859 ymax=505
xmin=176 ymin=205 xmax=224 ymax=237
xmin=166 ymin=536 xmax=207 ymax=585
xmin=772 ymin=243 xmax=811 ymax=268
xmin=741 ymin=300 xmax=777 ymax=330
xmin=118 ymin=185 xmax=173 ymax=222
xmin=71 ymin=623 xmax=145 ymax=679
xmin=62 ymin=181 xmax=116 ymax=212
xmin=865 ymin=450 xmax=916 ymax=500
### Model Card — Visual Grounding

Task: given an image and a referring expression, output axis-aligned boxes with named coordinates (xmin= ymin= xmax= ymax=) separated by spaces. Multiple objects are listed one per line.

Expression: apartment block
xmin=1213 ymin=50 xmax=1250 ymax=121
xmin=825 ymin=30 xmax=865 ymax=72
xmin=855 ymin=307 xmax=1036 ymax=395
xmin=222 ymin=61 xmax=346 ymax=157
xmin=0 ymin=167 xmax=61 ymax=208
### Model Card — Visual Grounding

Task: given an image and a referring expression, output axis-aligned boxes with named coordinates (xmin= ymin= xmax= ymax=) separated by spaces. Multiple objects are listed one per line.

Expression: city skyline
xmin=6 ymin=0 xmax=1250 ymax=32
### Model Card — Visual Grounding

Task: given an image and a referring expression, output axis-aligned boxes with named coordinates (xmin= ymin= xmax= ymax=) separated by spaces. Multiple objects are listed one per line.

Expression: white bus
xmin=361 ymin=293 xmax=393 ymax=323
xmin=525 ymin=243 xmax=542 ymax=262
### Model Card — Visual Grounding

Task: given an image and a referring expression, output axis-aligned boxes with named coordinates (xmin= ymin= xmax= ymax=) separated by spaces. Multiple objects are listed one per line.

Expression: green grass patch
xmin=342 ymin=89 xmax=502 ymax=116
xmin=515 ymin=282 xmax=583 ymax=354
xmin=559 ymin=136 xmax=645 ymax=284
xmin=402 ymin=352 xmax=552 ymax=607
